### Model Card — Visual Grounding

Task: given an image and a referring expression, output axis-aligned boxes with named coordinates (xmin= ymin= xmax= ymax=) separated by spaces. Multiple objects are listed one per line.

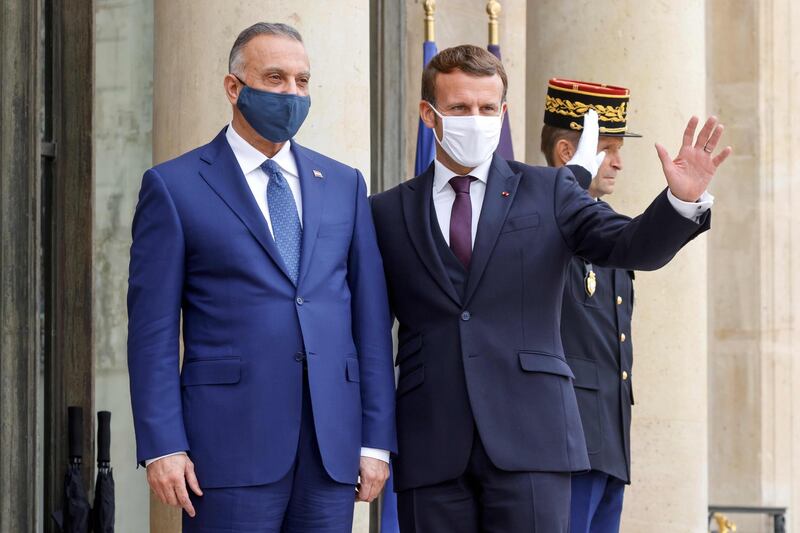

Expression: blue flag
xmin=379 ymin=38 xmax=439 ymax=533
xmin=488 ymin=44 xmax=514 ymax=160
xmin=414 ymin=40 xmax=439 ymax=177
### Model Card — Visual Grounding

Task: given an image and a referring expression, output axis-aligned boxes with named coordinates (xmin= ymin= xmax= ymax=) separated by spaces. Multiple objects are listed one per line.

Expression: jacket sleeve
xmin=127 ymin=168 xmax=189 ymax=465
xmin=347 ymin=171 xmax=398 ymax=454
xmin=554 ymin=166 xmax=710 ymax=271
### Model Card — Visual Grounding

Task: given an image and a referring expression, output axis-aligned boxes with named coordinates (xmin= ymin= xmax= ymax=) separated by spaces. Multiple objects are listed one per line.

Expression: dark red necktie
xmin=449 ymin=176 xmax=477 ymax=269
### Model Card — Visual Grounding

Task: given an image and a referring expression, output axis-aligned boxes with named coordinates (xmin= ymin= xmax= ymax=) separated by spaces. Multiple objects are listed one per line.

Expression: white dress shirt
xmin=430 ymin=159 xmax=714 ymax=247
xmin=146 ymin=123 xmax=389 ymax=467
xmin=226 ymin=122 xmax=303 ymax=235
xmin=432 ymin=158 xmax=492 ymax=245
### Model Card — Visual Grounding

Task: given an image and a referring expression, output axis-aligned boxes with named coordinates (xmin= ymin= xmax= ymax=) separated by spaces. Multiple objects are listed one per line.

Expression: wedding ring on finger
xmin=703 ymin=143 xmax=713 ymax=153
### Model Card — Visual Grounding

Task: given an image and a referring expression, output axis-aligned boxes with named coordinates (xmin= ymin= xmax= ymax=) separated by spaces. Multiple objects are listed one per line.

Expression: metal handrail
xmin=708 ymin=505 xmax=787 ymax=533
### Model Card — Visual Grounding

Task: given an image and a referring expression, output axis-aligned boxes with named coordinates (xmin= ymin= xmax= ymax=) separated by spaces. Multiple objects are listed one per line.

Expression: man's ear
xmin=224 ymin=74 xmax=241 ymax=106
xmin=555 ymin=138 xmax=575 ymax=165
xmin=419 ymin=101 xmax=437 ymax=129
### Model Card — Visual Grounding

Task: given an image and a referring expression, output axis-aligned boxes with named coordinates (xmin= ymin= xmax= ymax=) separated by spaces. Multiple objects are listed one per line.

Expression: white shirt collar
xmin=433 ymin=156 xmax=492 ymax=193
xmin=225 ymin=122 xmax=298 ymax=178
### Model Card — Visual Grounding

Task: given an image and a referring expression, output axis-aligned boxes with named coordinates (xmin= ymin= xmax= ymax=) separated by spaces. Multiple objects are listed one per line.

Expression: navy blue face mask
xmin=234 ymin=76 xmax=311 ymax=143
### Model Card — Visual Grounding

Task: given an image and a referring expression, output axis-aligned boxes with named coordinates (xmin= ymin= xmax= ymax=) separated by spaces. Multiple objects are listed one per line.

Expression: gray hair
xmin=228 ymin=22 xmax=304 ymax=77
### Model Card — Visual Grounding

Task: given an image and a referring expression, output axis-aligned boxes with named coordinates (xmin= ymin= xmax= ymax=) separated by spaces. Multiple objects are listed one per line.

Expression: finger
xmin=162 ymin=482 xmax=180 ymax=507
xmin=582 ymin=109 xmax=599 ymax=148
xmin=357 ymin=479 xmax=374 ymax=502
xmin=175 ymin=482 xmax=197 ymax=517
xmin=682 ymin=116 xmax=699 ymax=148
xmin=654 ymin=143 xmax=672 ymax=171
xmin=373 ymin=478 xmax=388 ymax=497
xmin=152 ymin=485 xmax=168 ymax=506
xmin=694 ymin=116 xmax=718 ymax=149
xmin=712 ymin=146 xmax=733 ymax=168
xmin=186 ymin=462 xmax=204 ymax=497
xmin=703 ymin=123 xmax=724 ymax=154
xmin=594 ymin=150 xmax=606 ymax=175
xmin=584 ymin=109 xmax=598 ymax=134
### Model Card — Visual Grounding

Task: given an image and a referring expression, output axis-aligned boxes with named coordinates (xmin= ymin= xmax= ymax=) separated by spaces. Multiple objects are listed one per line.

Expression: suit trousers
xmin=183 ymin=368 xmax=356 ymax=533
xmin=569 ymin=471 xmax=625 ymax=533
xmin=397 ymin=432 xmax=571 ymax=533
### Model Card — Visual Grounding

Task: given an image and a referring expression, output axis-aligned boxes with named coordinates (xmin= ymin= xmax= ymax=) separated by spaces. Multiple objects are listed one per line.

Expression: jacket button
xmin=620 ymin=333 xmax=626 ymax=343
xmin=296 ymin=297 xmax=304 ymax=306
xmin=461 ymin=311 xmax=471 ymax=321
xmin=616 ymin=296 xmax=623 ymax=305
xmin=622 ymin=370 xmax=629 ymax=381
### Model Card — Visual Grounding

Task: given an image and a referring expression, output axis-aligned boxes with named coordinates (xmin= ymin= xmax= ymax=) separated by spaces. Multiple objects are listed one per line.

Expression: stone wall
xmin=708 ymin=0 xmax=800 ymax=531
xmin=526 ymin=2 xmax=710 ymax=531
xmin=94 ymin=1 xmax=154 ymax=532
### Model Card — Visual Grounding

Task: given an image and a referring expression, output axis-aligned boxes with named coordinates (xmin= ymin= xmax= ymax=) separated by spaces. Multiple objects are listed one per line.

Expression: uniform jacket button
xmin=461 ymin=311 xmax=471 ymax=321
xmin=622 ymin=370 xmax=629 ymax=381
xmin=620 ymin=333 xmax=626 ymax=343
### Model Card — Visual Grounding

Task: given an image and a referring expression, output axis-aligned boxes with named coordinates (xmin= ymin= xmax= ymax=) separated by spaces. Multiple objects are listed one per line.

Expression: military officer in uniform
xmin=540 ymin=79 xmax=651 ymax=533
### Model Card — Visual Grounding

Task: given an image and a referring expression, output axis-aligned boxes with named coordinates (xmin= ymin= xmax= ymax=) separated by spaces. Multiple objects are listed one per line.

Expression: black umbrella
xmin=60 ymin=406 xmax=91 ymax=533
xmin=93 ymin=411 xmax=115 ymax=533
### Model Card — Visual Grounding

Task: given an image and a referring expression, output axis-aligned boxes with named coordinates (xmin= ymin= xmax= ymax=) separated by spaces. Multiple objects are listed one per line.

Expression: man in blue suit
xmin=370 ymin=45 xmax=731 ymax=532
xmin=127 ymin=22 xmax=396 ymax=532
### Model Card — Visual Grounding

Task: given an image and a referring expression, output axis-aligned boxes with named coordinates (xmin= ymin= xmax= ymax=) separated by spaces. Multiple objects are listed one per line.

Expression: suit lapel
xmin=198 ymin=128 xmax=294 ymax=284
xmin=463 ymin=155 xmax=521 ymax=305
xmin=400 ymin=165 xmax=462 ymax=306
xmin=292 ymin=143 xmax=326 ymax=287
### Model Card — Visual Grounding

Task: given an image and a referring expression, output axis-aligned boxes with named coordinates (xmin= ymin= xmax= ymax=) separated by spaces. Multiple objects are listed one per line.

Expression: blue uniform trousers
xmin=183 ymin=369 xmax=356 ymax=533
xmin=570 ymin=471 xmax=625 ymax=533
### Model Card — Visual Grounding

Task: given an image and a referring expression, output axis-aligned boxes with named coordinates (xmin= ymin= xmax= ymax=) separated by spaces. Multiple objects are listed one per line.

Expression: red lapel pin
xmin=501 ymin=191 xmax=510 ymax=197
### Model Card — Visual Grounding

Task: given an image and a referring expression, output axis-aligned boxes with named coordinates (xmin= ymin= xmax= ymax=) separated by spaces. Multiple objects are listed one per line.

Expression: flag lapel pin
xmin=313 ymin=169 xmax=324 ymax=178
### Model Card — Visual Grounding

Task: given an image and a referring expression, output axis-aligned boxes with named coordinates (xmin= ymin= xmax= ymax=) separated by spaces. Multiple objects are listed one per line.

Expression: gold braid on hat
xmin=545 ymin=96 xmax=628 ymax=123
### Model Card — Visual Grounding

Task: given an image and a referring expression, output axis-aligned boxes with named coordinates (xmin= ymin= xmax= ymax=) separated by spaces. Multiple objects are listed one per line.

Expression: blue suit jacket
xmin=128 ymin=127 xmax=396 ymax=488
xmin=370 ymin=156 xmax=709 ymax=491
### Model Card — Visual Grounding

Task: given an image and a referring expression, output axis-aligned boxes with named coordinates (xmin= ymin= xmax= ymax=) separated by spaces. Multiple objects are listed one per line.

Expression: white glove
xmin=566 ymin=109 xmax=606 ymax=178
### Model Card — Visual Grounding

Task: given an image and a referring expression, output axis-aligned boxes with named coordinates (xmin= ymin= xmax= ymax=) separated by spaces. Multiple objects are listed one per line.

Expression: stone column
xmin=707 ymin=0 xmax=800 ymax=531
xmin=403 ymin=0 xmax=527 ymax=173
xmin=153 ymin=1 xmax=371 ymax=173
xmin=152 ymin=2 xmax=371 ymax=531
xmin=526 ymin=2 xmax=709 ymax=531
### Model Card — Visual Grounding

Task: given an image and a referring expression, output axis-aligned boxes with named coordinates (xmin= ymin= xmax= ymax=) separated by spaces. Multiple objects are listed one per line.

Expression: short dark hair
xmin=229 ymin=22 xmax=303 ymax=76
xmin=421 ymin=45 xmax=508 ymax=106
xmin=540 ymin=124 xmax=580 ymax=166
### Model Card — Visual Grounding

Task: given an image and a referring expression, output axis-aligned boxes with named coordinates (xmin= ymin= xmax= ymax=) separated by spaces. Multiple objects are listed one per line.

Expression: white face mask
xmin=429 ymin=103 xmax=504 ymax=168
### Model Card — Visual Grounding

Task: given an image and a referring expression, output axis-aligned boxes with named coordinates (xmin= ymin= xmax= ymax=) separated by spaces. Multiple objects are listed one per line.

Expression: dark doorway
xmin=0 ymin=0 xmax=94 ymax=530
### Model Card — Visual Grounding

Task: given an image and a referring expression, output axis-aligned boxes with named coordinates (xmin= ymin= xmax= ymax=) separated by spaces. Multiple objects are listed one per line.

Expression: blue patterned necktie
xmin=262 ymin=159 xmax=302 ymax=285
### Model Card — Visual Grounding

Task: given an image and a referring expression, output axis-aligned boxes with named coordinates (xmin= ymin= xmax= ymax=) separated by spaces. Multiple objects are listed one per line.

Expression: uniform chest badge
xmin=584 ymin=270 xmax=597 ymax=297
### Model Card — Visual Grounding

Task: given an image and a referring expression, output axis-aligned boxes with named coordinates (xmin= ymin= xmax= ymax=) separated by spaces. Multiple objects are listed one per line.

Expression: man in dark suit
xmin=127 ymin=22 xmax=396 ymax=532
xmin=541 ymin=79 xmax=652 ymax=533
xmin=370 ymin=45 xmax=730 ymax=532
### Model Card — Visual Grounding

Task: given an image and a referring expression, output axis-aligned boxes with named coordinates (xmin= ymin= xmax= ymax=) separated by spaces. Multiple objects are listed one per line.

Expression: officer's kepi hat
xmin=544 ymin=78 xmax=641 ymax=137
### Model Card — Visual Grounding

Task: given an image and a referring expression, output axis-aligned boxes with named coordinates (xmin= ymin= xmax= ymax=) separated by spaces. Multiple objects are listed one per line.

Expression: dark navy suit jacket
xmin=127 ymin=127 xmax=397 ymax=489
xmin=562 ymin=258 xmax=635 ymax=483
xmin=370 ymin=155 xmax=709 ymax=491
